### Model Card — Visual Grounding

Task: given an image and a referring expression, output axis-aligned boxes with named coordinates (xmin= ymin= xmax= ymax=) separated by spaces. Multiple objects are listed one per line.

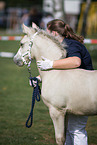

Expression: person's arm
xmin=53 ymin=56 xmax=81 ymax=69
xmin=37 ymin=56 xmax=81 ymax=70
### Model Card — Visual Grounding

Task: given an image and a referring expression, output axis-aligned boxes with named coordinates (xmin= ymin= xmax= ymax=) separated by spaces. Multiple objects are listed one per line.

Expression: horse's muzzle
xmin=13 ymin=55 xmax=24 ymax=67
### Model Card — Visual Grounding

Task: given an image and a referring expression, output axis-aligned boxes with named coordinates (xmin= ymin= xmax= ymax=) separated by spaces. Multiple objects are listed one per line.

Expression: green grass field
xmin=0 ymin=40 xmax=97 ymax=145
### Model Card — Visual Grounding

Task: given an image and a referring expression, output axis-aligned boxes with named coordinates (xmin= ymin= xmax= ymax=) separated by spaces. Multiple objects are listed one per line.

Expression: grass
xmin=0 ymin=41 xmax=56 ymax=145
xmin=0 ymin=41 xmax=97 ymax=145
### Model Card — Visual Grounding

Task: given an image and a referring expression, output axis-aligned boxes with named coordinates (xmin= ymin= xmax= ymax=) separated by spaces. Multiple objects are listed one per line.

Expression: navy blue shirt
xmin=63 ymin=38 xmax=93 ymax=70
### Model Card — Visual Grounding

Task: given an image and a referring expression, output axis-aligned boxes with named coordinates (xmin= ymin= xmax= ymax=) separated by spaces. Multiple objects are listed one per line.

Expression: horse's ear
xmin=22 ymin=24 xmax=30 ymax=34
xmin=22 ymin=24 xmax=35 ymax=35
xmin=32 ymin=22 xmax=39 ymax=30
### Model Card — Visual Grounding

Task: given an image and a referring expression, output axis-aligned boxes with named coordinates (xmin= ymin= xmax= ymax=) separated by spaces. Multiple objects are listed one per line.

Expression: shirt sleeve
xmin=67 ymin=43 xmax=82 ymax=59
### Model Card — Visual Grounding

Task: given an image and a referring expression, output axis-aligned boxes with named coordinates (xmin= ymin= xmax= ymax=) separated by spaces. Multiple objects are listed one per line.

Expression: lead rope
xmin=26 ymin=59 xmax=41 ymax=128
xmin=26 ymin=77 xmax=41 ymax=128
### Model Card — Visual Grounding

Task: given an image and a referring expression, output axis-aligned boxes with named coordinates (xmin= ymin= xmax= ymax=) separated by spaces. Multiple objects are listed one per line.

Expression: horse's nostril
xmin=16 ymin=60 xmax=19 ymax=64
xmin=13 ymin=57 xmax=23 ymax=66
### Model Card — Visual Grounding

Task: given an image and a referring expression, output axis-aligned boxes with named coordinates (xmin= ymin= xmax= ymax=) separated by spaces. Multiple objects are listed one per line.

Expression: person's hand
xmin=37 ymin=56 xmax=53 ymax=70
xmin=29 ymin=76 xmax=41 ymax=87
xmin=29 ymin=79 xmax=37 ymax=87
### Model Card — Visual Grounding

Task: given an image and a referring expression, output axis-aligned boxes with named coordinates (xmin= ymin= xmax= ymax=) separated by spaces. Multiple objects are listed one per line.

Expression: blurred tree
xmin=81 ymin=0 xmax=91 ymax=37
xmin=53 ymin=0 xmax=65 ymax=21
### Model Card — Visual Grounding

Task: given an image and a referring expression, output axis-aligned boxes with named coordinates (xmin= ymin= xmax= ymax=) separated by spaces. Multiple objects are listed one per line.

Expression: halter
xmin=18 ymin=31 xmax=38 ymax=77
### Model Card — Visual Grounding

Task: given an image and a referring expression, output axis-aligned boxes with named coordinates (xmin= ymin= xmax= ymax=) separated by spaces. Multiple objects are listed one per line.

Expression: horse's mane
xmin=31 ymin=28 xmax=67 ymax=57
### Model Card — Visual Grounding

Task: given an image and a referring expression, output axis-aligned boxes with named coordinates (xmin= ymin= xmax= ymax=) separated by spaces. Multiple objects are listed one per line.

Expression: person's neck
xmin=60 ymin=37 xmax=64 ymax=42
xmin=55 ymin=33 xmax=64 ymax=43
xmin=59 ymin=36 xmax=64 ymax=43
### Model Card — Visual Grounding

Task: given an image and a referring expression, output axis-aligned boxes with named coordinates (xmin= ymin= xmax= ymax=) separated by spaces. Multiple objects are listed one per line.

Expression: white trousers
xmin=65 ymin=114 xmax=88 ymax=145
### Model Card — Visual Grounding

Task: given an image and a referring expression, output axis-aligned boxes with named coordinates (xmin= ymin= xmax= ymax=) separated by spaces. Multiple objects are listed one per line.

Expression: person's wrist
xmin=36 ymin=76 xmax=42 ymax=82
xmin=51 ymin=61 xmax=53 ymax=68
xmin=52 ymin=60 xmax=55 ymax=68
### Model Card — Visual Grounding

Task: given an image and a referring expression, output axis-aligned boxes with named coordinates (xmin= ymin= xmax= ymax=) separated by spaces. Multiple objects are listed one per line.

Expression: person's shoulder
xmin=63 ymin=38 xmax=79 ymax=44
xmin=63 ymin=38 xmax=81 ymax=46
xmin=67 ymin=38 xmax=86 ymax=48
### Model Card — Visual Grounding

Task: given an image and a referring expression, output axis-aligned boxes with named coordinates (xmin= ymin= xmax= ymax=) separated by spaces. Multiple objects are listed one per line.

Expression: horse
xmin=13 ymin=24 xmax=97 ymax=145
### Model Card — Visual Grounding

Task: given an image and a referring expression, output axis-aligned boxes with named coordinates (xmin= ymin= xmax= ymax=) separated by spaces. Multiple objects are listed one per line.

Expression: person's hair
xmin=47 ymin=19 xmax=84 ymax=44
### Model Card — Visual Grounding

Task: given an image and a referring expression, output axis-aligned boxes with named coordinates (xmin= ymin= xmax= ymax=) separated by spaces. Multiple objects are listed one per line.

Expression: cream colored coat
xmin=14 ymin=25 xmax=97 ymax=145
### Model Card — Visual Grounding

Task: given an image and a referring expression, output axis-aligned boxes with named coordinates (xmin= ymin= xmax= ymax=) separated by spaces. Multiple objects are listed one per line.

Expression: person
xmin=40 ymin=12 xmax=54 ymax=29
xmin=37 ymin=19 xmax=94 ymax=145
xmin=21 ymin=10 xmax=29 ymax=26
xmin=28 ymin=7 xmax=42 ymax=27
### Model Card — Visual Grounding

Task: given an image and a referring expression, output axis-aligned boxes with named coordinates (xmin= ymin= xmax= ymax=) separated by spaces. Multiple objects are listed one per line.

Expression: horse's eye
xmin=20 ymin=43 xmax=23 ymax=47
xmin=20 ymin=43 xmax=23 ymax=46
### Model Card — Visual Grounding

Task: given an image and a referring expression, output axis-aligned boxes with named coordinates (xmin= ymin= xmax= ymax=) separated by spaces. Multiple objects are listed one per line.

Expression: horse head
xmin=13 ymin=24 xmax=38 ymax=66
xmin=13 ymin=24 xmax=67 ymax=67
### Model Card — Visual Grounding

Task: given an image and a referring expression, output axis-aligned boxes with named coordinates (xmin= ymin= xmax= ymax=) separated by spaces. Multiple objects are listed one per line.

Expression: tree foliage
xmin=81 ymin=0 xmax=91 ymax=37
